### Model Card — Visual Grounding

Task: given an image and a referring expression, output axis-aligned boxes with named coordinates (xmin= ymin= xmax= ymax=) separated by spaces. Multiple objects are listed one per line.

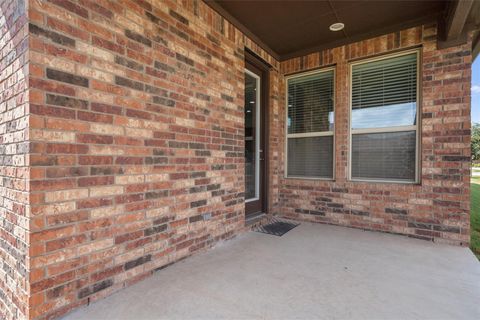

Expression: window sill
xmin=284 ymin=176 xmax=335 ymax=181
xmin=348 ymin=178 xmax=420 ymax=185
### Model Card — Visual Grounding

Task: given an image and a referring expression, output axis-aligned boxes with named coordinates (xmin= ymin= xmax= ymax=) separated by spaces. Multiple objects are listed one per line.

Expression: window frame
xmin=348 ymin=49 xmax=421 ymax=184
xmin=284 ymin=67 xmax=336 ymax=180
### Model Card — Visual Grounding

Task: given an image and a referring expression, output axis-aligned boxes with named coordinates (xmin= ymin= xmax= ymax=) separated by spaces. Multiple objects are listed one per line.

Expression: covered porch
xmin=3 ymin=0 xmax=480 ymax=318
xmin=63 ymin=222 xmax=480 ymax=319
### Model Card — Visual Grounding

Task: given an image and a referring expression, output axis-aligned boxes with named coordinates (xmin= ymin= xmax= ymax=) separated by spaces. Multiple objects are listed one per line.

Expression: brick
xmin=124 ymin=254 xmax=152 ymax=270
xmin=125 ymin=29 xmax=152 ymax=47
xmin=89 ymin=186 xmax=124 ymax=197
xmin=31 ymin=129 xmax=75 ymax=143
xmin=29 ymin=23 xmax=76 ymax=47
xmin=442 ymin=155 xmax=470 ymax=162
xmin=115 ymin=76 xmax=144 ymax=91
xmin=46 ymin=211 xmax=89 ymax=226
xmin=31 ymin=271 xmax=76 ymax=293
xmin=46 ymin=167 xmax=88 ymax=178
xmin=77 ymin=134 xmax=113 ymax=144
xmin=169 ymin=9 xmax=189 ymax=25
xmin=221 ymin=93 xmax=234 ymax=102
xmin=92 ymin=36 xmax=125 ymax=54
xmin=78 ymin=176 xmax=114 ymax=187
xmin=31 ymin=104 xmax=76 ymax=119
xmin=85 ymin=1 xmax=114 ymax=18
xmin=46 ymin=143 xmax=89 ymax=154
xmin=154 ymin=61 xmax=175 ymax=73
xmin=45 ymin=44 xmax=87 ymax=63
xmin=77 ymin=238 xmax=113 ymax=255
xmin=91 ymin=102 xmax=123 ymax=115
xmin=385 ymin=208 xmax=408 ymax=215
xmin=46 ymin=94 xmax=89 ymax=109
xmin=190 ymin=199 xmax=207 ymax=208
xmin=152 ymin=96 xmax=175 ymax=107
xmin=144 ymin=221 xmax=168 ymax=235
xmin=114 ymin=55 xmax=144 ymax=71
xmin=78 ymin=111 xmax=113 ymax=123
xmin=78 ymin=279 xmax=114 ymax=299
xmin=45 ymin=189 xmax=89 ymax=202
xmin=44 ymin=1 xmax=84 ymax=17
xmin=30 ymin=78 xmax=76 ymax=96
xmin=46 ymin=234 xmax=88 ymax=252
xmin=175 ymin=53 xmax=194 ymax=66
xmin=78 ymin=155 xmax=113 ymax=165
xmin=46 ymin=69 xmax=89 ymax=87
xmin=47 ymin=16 xmax=89 ymax=41
xmin=77 ymin=198 xmax=112 ymax=209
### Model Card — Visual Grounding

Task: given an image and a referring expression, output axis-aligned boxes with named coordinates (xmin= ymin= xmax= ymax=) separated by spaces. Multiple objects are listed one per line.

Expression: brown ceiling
xmin=206 ymin=0 xmax=451 ymax=60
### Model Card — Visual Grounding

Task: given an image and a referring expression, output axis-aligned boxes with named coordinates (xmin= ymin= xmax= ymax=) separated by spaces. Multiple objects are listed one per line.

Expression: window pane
xmin=352 ymin=102 xmax=416 ymax=129
xmin=352 ymin=53 xmax=417 ymax=129
xmin=288 ymin=136 xmax=333 ymax=178
xmin=245 ymin=72 xmax=258 ymax=200
xmin=351 ymin=131 xmax=416 ymax=181
xmin=288 ymin=70 xmax=334 ymax=134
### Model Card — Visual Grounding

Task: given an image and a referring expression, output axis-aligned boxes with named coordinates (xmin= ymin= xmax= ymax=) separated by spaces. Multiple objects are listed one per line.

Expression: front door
xmin=244 ymin=61 xmax=266 ymax=217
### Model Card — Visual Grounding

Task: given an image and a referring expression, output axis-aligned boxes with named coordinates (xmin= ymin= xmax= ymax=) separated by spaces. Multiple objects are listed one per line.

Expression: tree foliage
xmin=472 ymin=123 xmax=480 ymax=161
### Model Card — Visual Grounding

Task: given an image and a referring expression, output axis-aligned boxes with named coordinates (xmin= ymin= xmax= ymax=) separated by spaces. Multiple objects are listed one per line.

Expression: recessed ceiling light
xmin=329 ymin=22 xmax=344 ymax=32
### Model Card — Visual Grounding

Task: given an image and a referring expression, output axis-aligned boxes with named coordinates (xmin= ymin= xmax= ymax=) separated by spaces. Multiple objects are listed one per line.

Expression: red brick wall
xmin=27 ymin=0 xmax=279 ymax=318
xmin=278 ymin=25 xmax=472 ymax=246
xmin=0 ymin=0 xmax=29 ymax=319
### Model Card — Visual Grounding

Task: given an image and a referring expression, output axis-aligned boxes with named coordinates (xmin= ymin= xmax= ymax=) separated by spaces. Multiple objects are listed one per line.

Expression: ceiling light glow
xmin=329 ymin=22 xmax=344 ymax=32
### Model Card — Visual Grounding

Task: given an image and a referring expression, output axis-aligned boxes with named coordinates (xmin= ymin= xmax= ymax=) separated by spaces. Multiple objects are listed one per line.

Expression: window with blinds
xmin=286 ymin=69 xmax=334 ymax=179
xmin=350 ymin=51 xmax=419 ymax=182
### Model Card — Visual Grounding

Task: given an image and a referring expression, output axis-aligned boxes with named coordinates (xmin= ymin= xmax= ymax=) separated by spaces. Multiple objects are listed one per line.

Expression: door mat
xmin=254 ymin=218 xmax=299 ymax=236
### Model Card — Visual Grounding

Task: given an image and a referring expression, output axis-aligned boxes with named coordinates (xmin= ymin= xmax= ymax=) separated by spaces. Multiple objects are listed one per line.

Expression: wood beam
xmin=473 ymin=31 xmax=480 ymax=61
xmin=444 ymin=0 xmax=474 ymax=41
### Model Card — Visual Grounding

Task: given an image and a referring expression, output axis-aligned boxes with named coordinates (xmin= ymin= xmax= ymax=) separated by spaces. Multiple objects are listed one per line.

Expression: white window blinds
xmin=350 ymin=51 xmax=418 ymax=182
xmin=286 ymin=69 xmax=334 ymax=179
xmin=288 ymin=70 xmax=334 ymax=134
xmin=352 ymin=53 xmax=417 ymax=111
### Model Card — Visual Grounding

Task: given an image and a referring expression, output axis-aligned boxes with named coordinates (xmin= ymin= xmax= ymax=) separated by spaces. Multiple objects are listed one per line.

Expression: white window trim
xmin=348 ymin=49 xmax=421 ymax=184
xmin=245 ymin=69 xmax=261 ymax=202
xmin=284 ymin=67 xmax=336 ymax=180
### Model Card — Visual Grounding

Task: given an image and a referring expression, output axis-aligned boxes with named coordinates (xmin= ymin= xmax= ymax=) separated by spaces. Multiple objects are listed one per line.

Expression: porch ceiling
xmin=205 ymin=0 xmax=480 ymax=61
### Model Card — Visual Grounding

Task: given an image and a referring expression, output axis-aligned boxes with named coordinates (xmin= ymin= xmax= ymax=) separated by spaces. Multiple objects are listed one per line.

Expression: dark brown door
xmin=245 ymin=59 xmax=267 ymax=217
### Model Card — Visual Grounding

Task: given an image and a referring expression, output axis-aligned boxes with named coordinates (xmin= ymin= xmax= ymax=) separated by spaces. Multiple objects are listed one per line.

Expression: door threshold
xmin=245 ymin=212 xmax=266 ymax=227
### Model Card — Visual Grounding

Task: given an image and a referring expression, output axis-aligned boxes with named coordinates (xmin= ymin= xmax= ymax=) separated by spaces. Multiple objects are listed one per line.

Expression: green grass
xmin=470 ymin=177 xmax=480 ymax=259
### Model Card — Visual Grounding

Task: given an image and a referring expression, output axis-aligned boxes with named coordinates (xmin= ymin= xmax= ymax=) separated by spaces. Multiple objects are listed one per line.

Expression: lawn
xmin=470 ymin=177 xmax=480 ymax=259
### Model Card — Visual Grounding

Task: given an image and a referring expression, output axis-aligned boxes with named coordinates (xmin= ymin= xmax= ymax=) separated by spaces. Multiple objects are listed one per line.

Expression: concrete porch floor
xmin=64 ymin=222 xmax=480 ymax=320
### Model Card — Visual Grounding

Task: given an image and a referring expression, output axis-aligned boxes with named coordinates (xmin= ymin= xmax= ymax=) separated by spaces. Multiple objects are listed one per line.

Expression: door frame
xmin=244 ymin=49 xmax=270 ymax=218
